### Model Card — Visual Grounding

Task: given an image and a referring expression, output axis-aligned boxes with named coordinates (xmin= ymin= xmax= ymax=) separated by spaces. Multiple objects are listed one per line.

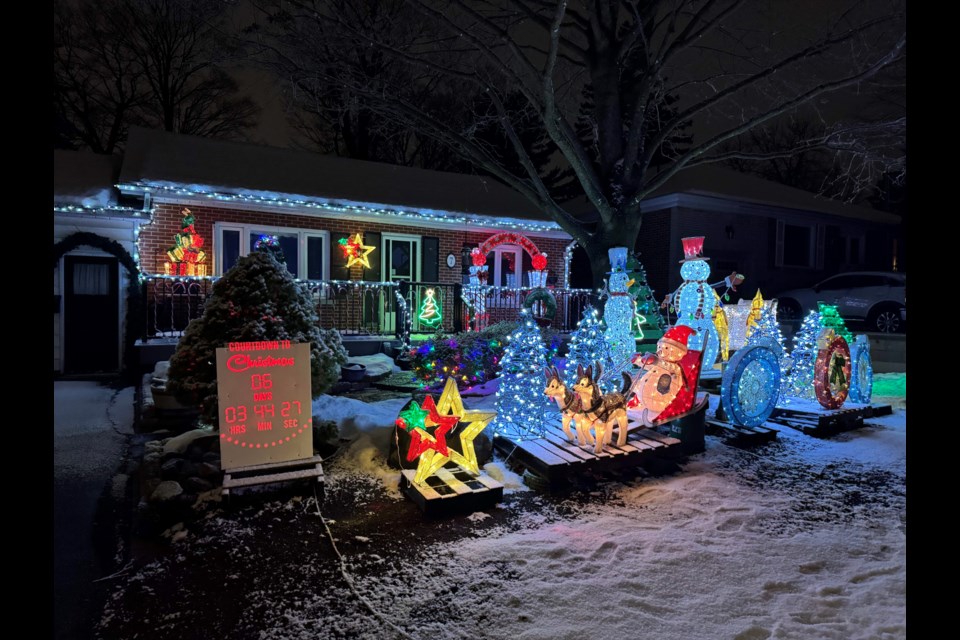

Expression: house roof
xmin=53 ymin=150 xmax=122 ymax=209
xmin=644 ymin=165 xmax=900 ymax=224
xmin=562 ymin=165 xmax=900 ymax=224
xmin=119 ymin=127 xmax=549 ymax=223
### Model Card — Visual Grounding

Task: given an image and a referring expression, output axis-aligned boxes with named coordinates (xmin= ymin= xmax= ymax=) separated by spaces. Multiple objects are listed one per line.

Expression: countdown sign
xmin=215 ymin=341 xmax=313 ymax=470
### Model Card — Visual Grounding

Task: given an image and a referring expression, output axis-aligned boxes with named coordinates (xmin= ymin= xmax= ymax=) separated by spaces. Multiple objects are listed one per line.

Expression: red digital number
xmin=281 ymin=401 xmax=302 ymax=417
xmin=250 ymin=373 xmax=273 ymax=391
xmin=254 ymin=404 xmax=275 ymax=419
xmin=224 ymin=405 xmax=248 ymax=424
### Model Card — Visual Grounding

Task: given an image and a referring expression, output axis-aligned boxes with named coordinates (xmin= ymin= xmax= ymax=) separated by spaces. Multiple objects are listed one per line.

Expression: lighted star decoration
xmin=338 ymin=233 xmax=375 ymax=269
xmin=434 ymin=377 xmax=495 ymax=477
xmin=395 ymin=401 xmax=430 ymax=433
xmin=405 ymin=394 xmax=459 ymax=485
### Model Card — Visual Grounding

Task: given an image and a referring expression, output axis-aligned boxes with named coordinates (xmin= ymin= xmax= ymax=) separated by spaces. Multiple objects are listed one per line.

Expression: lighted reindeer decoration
xmin=543 ymin=366 xmax=590 ymax=445
xmin=573 ymin=362 xmax=632 ymax=453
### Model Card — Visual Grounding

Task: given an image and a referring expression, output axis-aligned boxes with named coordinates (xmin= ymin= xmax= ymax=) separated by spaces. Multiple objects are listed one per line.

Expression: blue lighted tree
xmin=783 ymin=310 xmax=822 ymax=401
xmin=492 ymin=308 xmax=551 ymax=441
xmin=565 ymin=305 xmax=616 ymax=393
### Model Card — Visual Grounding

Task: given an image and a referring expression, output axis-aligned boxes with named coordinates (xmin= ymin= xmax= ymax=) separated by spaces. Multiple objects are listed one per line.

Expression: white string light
xmin=116 ymin=181 xmax=563 ymax=233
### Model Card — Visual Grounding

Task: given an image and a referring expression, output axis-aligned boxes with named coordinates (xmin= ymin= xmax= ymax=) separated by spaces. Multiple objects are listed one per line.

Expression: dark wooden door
xmin=64 ymin=256 xmax=119 ymax=373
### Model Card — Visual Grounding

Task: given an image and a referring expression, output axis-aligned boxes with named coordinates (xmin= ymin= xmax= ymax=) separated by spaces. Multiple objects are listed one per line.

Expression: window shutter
xmin=815 ymin=224 xmax=825 ymax=269
xmin=330 ymin=232 xmax=352 ymax=280
xmin=363 ymin=231 xmax=381 ymax=281
xmin=773 ymin=219 xmax=785 ymax=267
xmin=422 ymin=237 xmax=440 ymax=283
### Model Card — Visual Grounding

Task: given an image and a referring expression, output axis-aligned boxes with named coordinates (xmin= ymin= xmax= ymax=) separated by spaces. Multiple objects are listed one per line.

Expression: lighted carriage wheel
xmin=720 ymin=338 xmax=781 ymax=427
xmin=848 ymin=338 xmax=873 ymax=404
xmin=814 ymin=333 xmax=852 ymax=409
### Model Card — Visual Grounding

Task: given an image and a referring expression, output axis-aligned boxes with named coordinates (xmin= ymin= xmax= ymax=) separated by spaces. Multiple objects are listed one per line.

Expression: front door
xmin=64 ymin=256 xmax=119 ymax=373
xmin=382 ymin=234 xmax=421 ymax=333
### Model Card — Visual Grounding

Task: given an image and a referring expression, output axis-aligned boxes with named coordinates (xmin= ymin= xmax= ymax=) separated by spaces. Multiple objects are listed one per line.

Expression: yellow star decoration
xmin=413 ymin=377 xmax=495 ymax=484
xmin=346 ymin=233 xmax=375 ymax=269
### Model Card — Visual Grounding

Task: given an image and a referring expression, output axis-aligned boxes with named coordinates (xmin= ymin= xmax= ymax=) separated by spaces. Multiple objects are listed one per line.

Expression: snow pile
xmin=313 ymin=394 xmax=408 ymax=494
xmin=482 ymin=462 xmax=529 ymax=494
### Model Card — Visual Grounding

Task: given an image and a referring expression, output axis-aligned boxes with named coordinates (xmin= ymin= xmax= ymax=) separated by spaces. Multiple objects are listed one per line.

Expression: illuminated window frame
xmin=214 ymin=222 xmax=330 ymax=280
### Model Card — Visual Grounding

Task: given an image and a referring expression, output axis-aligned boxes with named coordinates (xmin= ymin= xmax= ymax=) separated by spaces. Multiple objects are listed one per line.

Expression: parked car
xmin=775 ymin=271 xmax=906 ymax=333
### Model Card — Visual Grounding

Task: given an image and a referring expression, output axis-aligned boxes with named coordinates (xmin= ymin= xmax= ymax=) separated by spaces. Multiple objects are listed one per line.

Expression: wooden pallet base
xmin=492 ymin=415 xmax=682 ymax=486
xmin=705 ymin=419 xmax=779 ymax=447
xmin=400 ymin=468 xmax=504 ymax=516
xmin=769 ymin=404 xmax=893 ymax=438
xmin=222 ymin=455 xmax=324 ymax=498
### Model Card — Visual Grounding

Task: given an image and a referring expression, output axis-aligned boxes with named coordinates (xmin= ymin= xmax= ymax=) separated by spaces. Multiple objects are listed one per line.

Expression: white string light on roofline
xmin=54 ymin=204 xmax=152 ymax=217
xmin=116 ymin=182 xmax=564 ymax=233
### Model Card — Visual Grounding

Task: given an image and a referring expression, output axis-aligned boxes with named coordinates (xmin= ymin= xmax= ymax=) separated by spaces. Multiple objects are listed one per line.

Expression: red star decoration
xmin=405 ymin=395 xmax=459 ymax=461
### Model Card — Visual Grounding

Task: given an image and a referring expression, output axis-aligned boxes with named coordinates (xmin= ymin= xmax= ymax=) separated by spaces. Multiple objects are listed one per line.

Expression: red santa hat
xmin=661 ymin=325 xmax=696 ymax=352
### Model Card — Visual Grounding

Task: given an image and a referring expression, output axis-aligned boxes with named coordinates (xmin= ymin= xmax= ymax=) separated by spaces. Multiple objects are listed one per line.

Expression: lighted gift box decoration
xmin=338 ymin=232 xmax=375 ymax=269
xmin=724 ymin=290 xmax=778 ymax=351
xmin=163 ymin=208 xmax=207 ymax=277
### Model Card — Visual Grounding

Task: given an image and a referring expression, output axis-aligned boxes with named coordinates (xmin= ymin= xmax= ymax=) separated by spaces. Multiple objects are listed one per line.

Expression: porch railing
xmin=140 ymin=275 xmax=594 ymax=342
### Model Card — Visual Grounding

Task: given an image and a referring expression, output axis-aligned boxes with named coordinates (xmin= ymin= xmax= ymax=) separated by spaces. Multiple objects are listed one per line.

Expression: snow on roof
xmin=120 ymin=127 xmax=548 ymax=222
xmin=53 ymin=150 xmax=122 ymax=209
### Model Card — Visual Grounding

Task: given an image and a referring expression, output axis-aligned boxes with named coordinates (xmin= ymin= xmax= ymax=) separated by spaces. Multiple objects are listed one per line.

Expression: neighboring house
xmin=567 ymin=166 xmax=902 ymax=303
xmin=54 ymin=151 xmax=151 ymax=374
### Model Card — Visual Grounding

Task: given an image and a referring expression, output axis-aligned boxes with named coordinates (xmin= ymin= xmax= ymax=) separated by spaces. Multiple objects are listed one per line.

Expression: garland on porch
xmin=53 ymin=231 xmax=144 ymax=373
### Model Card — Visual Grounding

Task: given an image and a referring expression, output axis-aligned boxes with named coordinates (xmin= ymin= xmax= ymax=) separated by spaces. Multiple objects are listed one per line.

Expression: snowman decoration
xmin=667 ymin=236 xmax=743 ymax=370
xmin=601 ymin=247 xmax=639 ymax=373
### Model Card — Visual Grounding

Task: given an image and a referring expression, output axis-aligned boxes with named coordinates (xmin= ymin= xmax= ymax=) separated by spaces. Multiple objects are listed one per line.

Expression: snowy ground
xmin=97 ymin=384 xmax=905 ymax=640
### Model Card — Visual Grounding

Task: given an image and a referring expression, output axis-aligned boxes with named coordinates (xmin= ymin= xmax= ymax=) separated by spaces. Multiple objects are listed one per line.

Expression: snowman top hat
xmin=606 ymin=246 xmax=629 ymax=274
xmin=680 ymin=236 xmax=710 ymax=263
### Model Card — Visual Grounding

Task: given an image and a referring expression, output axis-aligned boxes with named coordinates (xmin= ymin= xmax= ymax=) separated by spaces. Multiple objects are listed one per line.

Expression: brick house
xmin=55 ymin=127 xmax=902 ymax=373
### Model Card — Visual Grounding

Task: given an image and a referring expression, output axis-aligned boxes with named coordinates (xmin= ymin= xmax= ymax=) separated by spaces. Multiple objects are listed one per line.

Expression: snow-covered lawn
xmin=99 ymin=390 xmax=905 ymax=640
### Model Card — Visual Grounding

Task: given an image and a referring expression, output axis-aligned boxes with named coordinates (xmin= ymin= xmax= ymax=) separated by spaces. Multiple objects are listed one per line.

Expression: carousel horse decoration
xmin=543 ymin=366 xmax=589 ymax=445
xmin=572 ymin=362 xmax=632 ymax=454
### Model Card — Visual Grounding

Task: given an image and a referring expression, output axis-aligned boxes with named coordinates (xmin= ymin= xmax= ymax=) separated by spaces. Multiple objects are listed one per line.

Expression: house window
xmin=783 ymin=224 xmax=812 ymax=267
xmin=775 ymin=220 xmax=823 ymax=269
xmin=846 ymin=236 xmax=865 ymax=265
xmin=214 ymin=223 xmax=329 ymax=280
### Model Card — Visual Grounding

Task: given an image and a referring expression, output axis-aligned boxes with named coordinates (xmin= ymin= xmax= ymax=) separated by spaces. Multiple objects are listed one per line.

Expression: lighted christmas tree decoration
xmin=565 ymin=305 xmax=616 ymax=393
xmin=745 ymin=303 xmax=788 ymax=402
xmin=163 ymin=208 xmax=207 ymax=276
xmin=338 ymin=232 xmax=375 ymax=268
xmin=491 ymin=308 xmax=552 ymax=441
xmin=782 ymin=310 xmax=822 ymax=401
xmin=813 ymin=329 xmax=852 ymax=409
xmin=817 ymin=302 xmax=854 ymax=344
xmin=847 ymin=335 xmax=874 ymax=404
xmin=601 ymin=247 xmax=639 ymax=374
xmin=419 ymin=288 xmax=443 ymax=327
xmin=626 ymin=253 xmax=665 ymax=340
